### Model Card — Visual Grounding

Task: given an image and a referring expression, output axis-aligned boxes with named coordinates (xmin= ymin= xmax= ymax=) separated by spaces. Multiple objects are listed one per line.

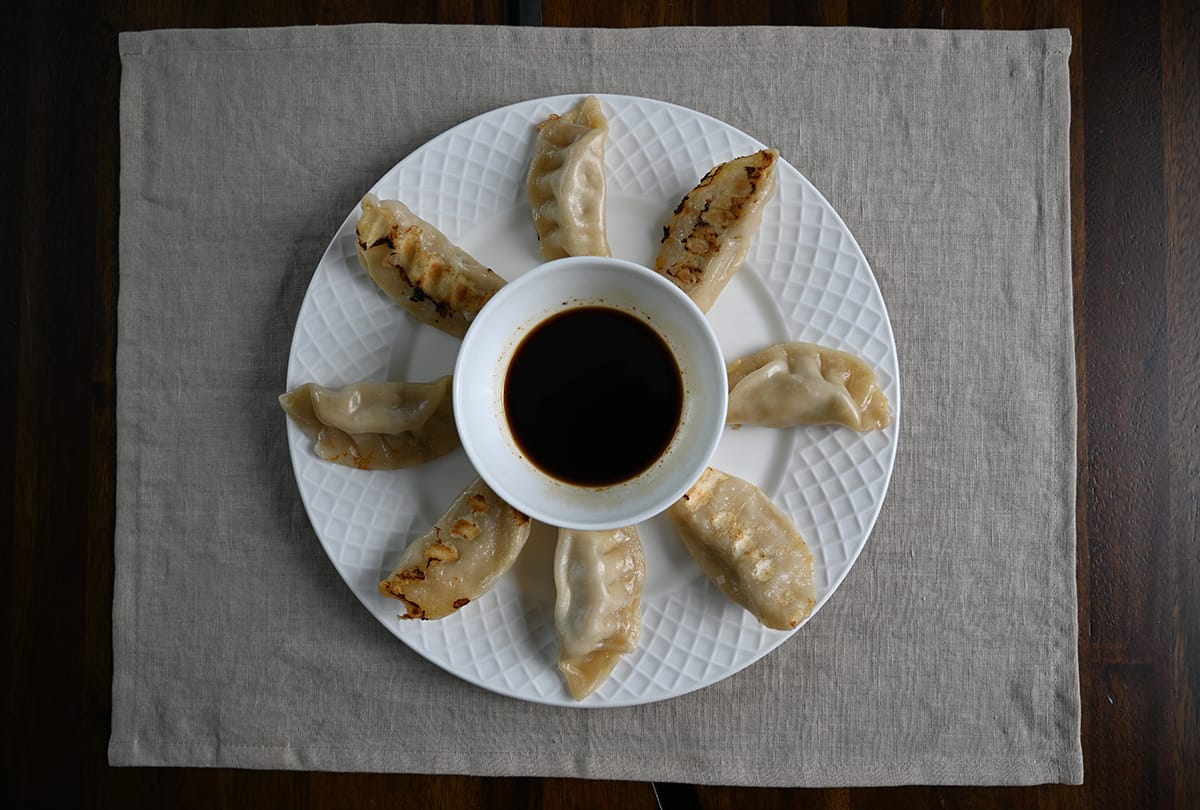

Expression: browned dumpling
xmin=527 ymin=95 xmax=611 ymax=259
xmin=356 ymin=193 xmax=505 ymax=338
xmin=379 ymin=478 xmax=531 ymax=619
xmin=668 ymin=467 xmax=815 ymax=631
xmin=726 ymin=342 xmax=892 ymax=431
xmin=655 ymin=148 xmax=778 ymax=312
xmin=553 ymin=526 xmax=645 ymax=700
xmin=279 ymin=377 xmax=458 ymax=470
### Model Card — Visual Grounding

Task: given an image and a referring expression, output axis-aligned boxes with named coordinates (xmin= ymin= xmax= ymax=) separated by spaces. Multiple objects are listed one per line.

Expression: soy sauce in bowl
xmin=454 ymin=256 xmax=725 ymax=531
xmin=504 ymin=306 xmax=683 ymax=487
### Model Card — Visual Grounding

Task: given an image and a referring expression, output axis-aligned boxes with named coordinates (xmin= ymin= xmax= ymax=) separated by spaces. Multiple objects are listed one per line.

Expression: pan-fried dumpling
xmin=726 ymin=342 xmax=892 ymax=431
xmin=527 ymin=95 xmax=612 ymax=259
xmin=379 ymin=477 xmax=532 ymax=619
xmin=279 ymin=377 xmax=458 ymax=470
xmin=553 ymin=526 xmax=646 ymax=700
xmin=655 ymin=148 xmax=778 ymax=312
xmin=356 ymin=193 xmax=505 ymax=338
xmin=667 ymin=467 xmax=815 ymax=631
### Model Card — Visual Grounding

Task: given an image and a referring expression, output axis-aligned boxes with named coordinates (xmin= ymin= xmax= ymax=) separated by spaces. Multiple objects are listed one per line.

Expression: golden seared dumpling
xmin=379 ymin=478 xmax=531 ymax=619
xmin=655 ymin=148 xmax=778 ymax=312
xmin=553 ymin=526 xmax=645 ymax=700
xmin=356 ymin=194 xmax=505 ymax=338
xmin=668 ymin=467 xmax=815 ymax=631
xmin=726 ymin=342 xmax=892 ymax=431
xmin=527 ymin=95 xmax=612 ymax=259
xmin=279 ymin=377 xmax=458 ymax=470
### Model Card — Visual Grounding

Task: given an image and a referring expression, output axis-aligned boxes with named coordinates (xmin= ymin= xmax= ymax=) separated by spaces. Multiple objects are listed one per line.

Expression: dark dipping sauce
xmin=504 ymin=306 xmax=684 ymax=487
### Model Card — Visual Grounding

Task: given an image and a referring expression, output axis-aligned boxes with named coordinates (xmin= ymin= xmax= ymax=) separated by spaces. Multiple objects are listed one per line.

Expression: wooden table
xmin=7 ymin=1 xmax=1196 ymax=806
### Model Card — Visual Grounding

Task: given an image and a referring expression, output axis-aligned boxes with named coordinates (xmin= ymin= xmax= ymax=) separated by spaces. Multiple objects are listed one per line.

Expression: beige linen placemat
xmin=111 ymin=25 xmax=1079 ymax=785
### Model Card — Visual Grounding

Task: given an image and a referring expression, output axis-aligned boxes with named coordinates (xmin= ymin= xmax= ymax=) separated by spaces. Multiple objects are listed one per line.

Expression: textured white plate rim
xmin=284 ymin=92 xmax=900 ymax=707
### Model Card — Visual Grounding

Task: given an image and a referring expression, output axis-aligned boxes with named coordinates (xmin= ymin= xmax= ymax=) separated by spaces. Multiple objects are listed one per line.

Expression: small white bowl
xmin=454 ymin=256 xmax=727 ymax=530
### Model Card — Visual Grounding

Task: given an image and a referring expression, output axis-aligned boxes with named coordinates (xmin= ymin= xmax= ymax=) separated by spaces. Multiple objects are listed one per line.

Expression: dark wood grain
xmin=1161 ymin=1 xmax=1200 ymax=807
xmin=1080 ymin=1 xmax=1171 ymax=807
xmin=5 ymin=0 xmax=1198 ymax=807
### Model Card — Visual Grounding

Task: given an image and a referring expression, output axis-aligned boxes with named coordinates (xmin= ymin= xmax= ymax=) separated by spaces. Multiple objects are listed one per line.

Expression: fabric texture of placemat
xmin=111 ymin=24 xmax=1080 ymax=786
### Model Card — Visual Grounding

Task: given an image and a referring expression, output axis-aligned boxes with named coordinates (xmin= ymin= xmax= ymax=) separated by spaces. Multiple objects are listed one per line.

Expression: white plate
xmin=285 ymin=94 xmax=900 ymax=707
